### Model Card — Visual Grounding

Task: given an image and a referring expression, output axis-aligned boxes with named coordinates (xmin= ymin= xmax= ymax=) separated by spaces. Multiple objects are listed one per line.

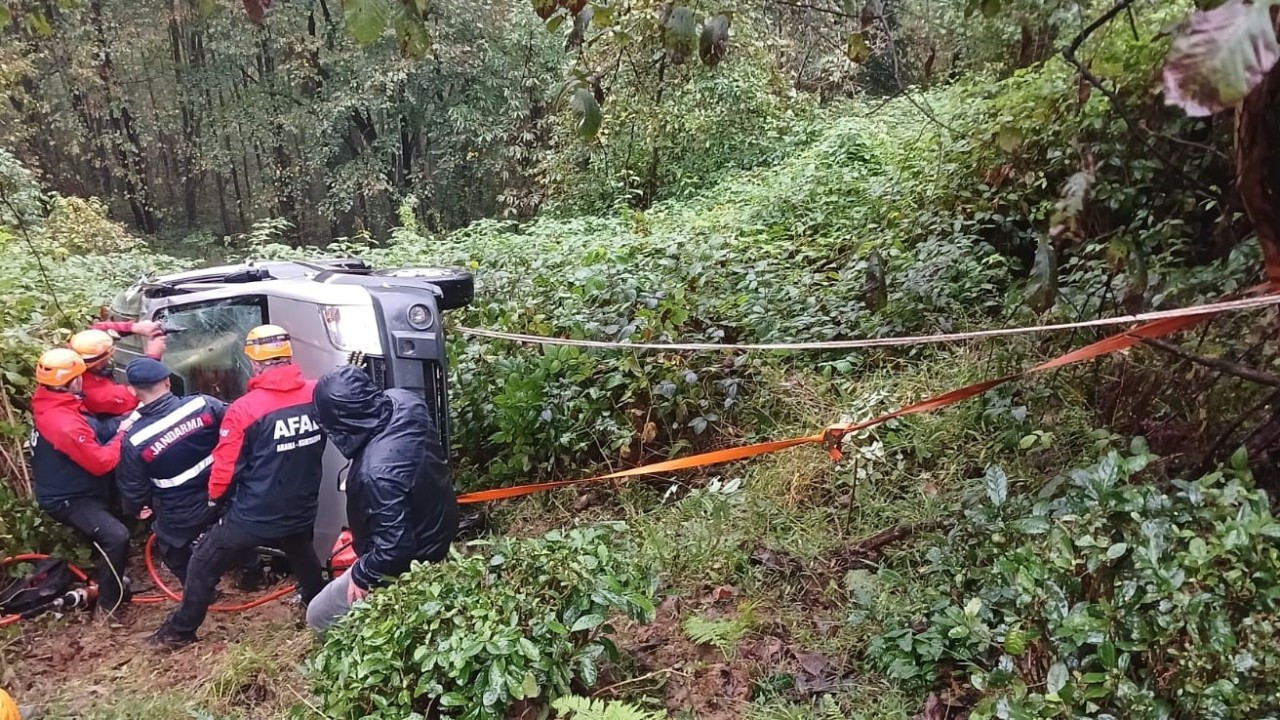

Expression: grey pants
xmin=306 ymin=572 xmax=354 ymax=634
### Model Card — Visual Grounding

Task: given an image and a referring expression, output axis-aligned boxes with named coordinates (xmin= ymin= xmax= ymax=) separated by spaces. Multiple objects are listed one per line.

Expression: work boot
xmin=96 ymin=584 xmax=132 ymax=622
xmin=145 ymin=625 xmax=197 ymax=650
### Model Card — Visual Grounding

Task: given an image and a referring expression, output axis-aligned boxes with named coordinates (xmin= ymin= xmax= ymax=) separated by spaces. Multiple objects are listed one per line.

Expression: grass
xmin=477 ymin=342 xmax=1104 ymax=717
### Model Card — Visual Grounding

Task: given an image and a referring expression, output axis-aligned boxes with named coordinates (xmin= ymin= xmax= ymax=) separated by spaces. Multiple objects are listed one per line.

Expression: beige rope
xmin=452 ymin=292 xmax=1280 ymax=352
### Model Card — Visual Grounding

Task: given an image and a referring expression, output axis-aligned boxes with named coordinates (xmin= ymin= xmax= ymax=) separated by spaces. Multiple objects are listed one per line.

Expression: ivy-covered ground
xmin=5 ymin=5 xmax=1280 ymax=717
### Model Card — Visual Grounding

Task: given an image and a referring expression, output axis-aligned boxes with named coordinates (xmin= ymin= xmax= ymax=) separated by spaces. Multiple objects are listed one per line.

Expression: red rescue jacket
xmin=81 ymin=372 xmax=138 ymax=416
xmin=208 ymin=364 xmax=326 ymax=537
xmin=31 ymin=387 xmax=123 ymax=510
xmin=79 ymin=321 xmax=163 ymax=417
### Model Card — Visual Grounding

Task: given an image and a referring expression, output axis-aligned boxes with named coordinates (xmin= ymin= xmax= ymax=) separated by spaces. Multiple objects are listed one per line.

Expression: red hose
xmin=143 ymin=534 xmax=297 ymax=612
xmin=0 ymin=535 xmax=299 ymax=625
xmin=4 ymin=554 xmax=89 ymax=582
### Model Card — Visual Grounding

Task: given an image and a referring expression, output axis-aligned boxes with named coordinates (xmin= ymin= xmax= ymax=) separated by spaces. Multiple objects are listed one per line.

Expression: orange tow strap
xmin=455 ymin=282 xmax=1280 ymax=504
xmin=456 ymin=435 xmax=823 ymax=504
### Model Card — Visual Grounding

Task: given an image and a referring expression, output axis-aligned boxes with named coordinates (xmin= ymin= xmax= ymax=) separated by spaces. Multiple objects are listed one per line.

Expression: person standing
xmin=147 ymin=325 xmax=327 ymax=648
xmin=30 ymin=348 xmax=134 ymax=618
xmin=305 ymin=365 xmax=458 ymax=633
xmin=115 ymin=358 xmax=227 ymax=583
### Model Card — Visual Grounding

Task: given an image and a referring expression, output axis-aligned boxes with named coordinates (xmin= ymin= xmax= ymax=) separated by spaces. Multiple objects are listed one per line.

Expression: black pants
xmin=157 ymin=536 xmax=258 ymax=586
xmin=163 ymin=519 xmax=325 ymax=635
xmin=47 ymin=497 xmax=130 ymax=615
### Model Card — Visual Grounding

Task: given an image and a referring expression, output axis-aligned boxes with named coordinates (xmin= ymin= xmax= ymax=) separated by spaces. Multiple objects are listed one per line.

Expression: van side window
xmin=157 ymin=297 xmax=267 ymax=402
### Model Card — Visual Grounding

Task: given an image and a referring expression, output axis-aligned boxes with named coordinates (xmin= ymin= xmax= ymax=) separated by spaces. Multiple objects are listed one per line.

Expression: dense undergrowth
xmin=4 ymin=4 xmax=1280 ymax=717
xmin=870 ymin=446 xmax=1280 ymax=719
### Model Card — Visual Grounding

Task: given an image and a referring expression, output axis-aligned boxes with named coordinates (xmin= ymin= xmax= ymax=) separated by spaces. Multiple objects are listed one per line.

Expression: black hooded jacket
xmin=314 ymin=366 xmax=458 ymax=590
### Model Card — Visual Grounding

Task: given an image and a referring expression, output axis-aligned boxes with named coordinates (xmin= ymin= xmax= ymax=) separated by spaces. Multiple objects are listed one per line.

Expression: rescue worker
xmin=30 ymin=348 xmax=134 ymax=617
xmin=115 ymin=358 xmax=228 ymax=583
xmin=147 ymin=325 xmax=327 ymax=648
xmin=305 ymin=365 xmax=458 ymax=633
xmin=70 ymin=320 xmax=166 ymax=418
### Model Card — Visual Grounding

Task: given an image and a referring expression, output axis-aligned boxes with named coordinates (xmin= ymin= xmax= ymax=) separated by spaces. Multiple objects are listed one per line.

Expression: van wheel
xmin=376 ymin=267 xmax=475 ymax=310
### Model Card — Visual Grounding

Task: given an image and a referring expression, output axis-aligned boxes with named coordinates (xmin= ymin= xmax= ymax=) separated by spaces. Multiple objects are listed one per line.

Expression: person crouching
xmin=305 ymin=365 xmax=458 ymax=633
xmin=30 ymin=348 xmax=134 ymax=618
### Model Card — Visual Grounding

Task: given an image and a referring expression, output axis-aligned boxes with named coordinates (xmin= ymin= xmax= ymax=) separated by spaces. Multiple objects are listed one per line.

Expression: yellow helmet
xmin=69 ymin=329 xmax=116 ymax=369
xmin=244 ymin=324 xmax=293 ymax=362
xmin=0 ymin=689 xmax=19 ymax=720
xmin=36 ymin=348 xmax=87 ymax=388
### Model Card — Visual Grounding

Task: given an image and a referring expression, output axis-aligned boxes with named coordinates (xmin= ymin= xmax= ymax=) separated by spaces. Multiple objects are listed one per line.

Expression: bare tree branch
xmin=1141 ymin=338 xmax=1280 ymax=388
xmin=1062 ymin=0 xmax=1220 ymax=197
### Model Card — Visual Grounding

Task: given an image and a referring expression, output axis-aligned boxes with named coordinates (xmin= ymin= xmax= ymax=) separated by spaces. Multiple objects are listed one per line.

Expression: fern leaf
xmin=552 ymin=694 xmax=666 ymax=720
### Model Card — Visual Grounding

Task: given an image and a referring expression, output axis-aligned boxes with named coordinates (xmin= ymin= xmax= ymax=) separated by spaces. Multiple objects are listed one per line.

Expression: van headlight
xmin=320 ymin=305 xmax=382 ymax=354
xmin=407 ymin=303 xmax=434 ymax=330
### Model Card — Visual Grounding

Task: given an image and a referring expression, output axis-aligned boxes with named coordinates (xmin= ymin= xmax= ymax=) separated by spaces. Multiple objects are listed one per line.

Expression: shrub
xmin=308 ymin=524 xmax=657 ymax=719
xmin=869 ymin=442 xmax=1280 ymax=719
xmin=0 ymin=153 xmax=188 ymax=552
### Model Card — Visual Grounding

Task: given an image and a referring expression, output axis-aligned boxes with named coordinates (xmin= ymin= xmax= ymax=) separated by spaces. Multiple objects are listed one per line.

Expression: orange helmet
xmin=69 ymin=329 xmax=116 ymax=369
xmin=244 ymin=324 xmax=293 ymax=362
xmin=36 ymin=348 xmax=87 ymax=388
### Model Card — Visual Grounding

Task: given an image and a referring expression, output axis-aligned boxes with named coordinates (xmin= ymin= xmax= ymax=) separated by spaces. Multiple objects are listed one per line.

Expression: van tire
xmin=376 ymin=267 xmax=475 ymax=310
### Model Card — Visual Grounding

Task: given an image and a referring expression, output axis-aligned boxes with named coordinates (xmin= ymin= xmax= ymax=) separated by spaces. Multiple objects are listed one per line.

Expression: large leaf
xmin=985 ymin=465 xmax=1008 ymax=506
xmin=570 ymin=88 xmax=602 ymax=141
xmin=1048 ymin=167 xmax=1094 ymax=241
xmin=862 ymin=249 xmax=887 ymax=311
xmin=700 ymin=14 xmax=730 ymax=67
xmin=846 ymin=32 xmax=872 ymax=64
xmin=1123 ymin=242 xmax=1148 ymax=313
xmin=1046 ymin=661 xmax=1069 ymax=695
xmin=344 ymin=0 xmax=387 ymax=44
xmin=664 ymin=6 xmax=697 ymax=64
xmin=391 ymin=5 xmax=431 ymax=57
xmin=1025 ymin=237 xmax=1057 ymax=314
xmin=1163 ymin=0 xmax=1280 ymax=116
xmin=567 ymin=6 xmax=593 ymax=48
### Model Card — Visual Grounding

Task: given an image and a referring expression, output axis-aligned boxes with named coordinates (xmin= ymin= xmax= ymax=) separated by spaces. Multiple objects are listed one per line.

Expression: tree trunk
xmin=90 ymin=0 xmax=158 ymax=233
xmin=1235 ymin=63 xmax=1280 ymax=284
xmin=1234 ymin=63 xmax=1280 ymax=492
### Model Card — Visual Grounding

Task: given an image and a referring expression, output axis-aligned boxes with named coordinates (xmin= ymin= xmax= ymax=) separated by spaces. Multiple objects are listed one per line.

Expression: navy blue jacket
xmin=118 ymin=392 xmax=227 ymax=546
xmin=209 ymin=364 xmax=325 ymax=538
xmin=31 ymin=387 xmax=123 ymax=511
xmin=314 ymin=366 xmax=457 ymax=590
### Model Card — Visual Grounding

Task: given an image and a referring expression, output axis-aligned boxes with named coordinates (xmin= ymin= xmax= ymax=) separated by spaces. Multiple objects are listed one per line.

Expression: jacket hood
xmin=314 ymin=365 xmax=391 ymax=458
xmin=249 ymin=363 xmax=308 ymax=392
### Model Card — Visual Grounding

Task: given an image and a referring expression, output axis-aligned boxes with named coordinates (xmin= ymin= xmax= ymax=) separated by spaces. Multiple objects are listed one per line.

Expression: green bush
xmin=308 ymin=524 xmax=657 ymax=720
xmin=0 ymin=152 xmax=188 ymax=553
xmin=869 ymin=443 xmax=1280 ymax=719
